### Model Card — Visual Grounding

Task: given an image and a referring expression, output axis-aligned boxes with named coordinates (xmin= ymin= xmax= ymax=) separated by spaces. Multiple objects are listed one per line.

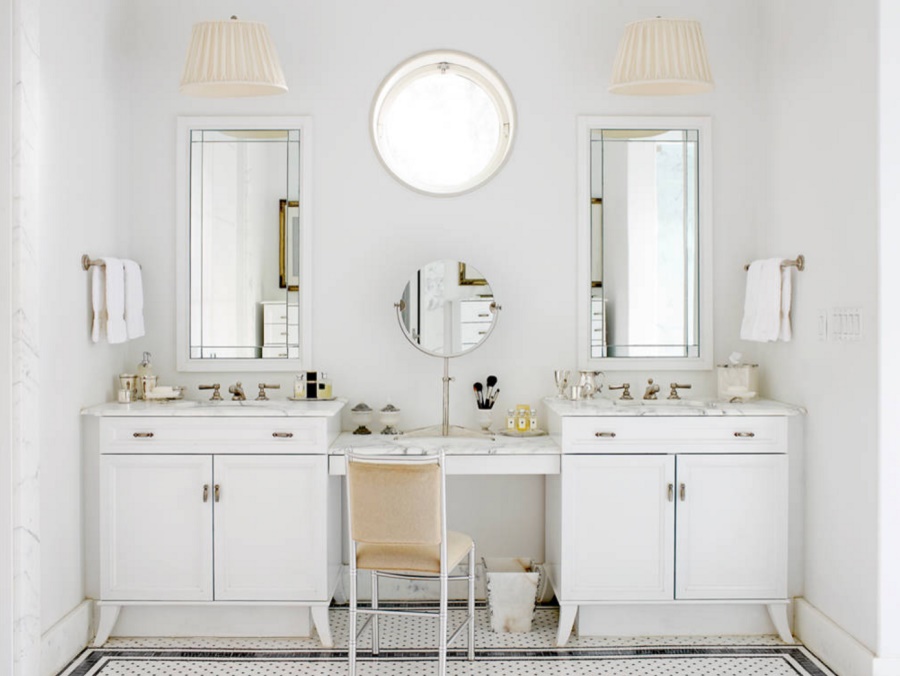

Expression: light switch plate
xmin=830 ymin=307 xmax=862 ymax=341
xmin=817 ymin=309 xmax=828 ymax=341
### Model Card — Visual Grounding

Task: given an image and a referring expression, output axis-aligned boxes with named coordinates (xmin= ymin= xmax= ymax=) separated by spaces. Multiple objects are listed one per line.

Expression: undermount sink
xmin=142 ymin=399 xmax=199 ymax=409
xmin=197 ymin=399 xmax=281 ymax=407
xmin=613 ymin=398 xmax=712 ymax=408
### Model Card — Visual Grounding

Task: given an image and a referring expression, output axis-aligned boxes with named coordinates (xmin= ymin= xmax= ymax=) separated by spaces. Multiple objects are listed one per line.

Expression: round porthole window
xmin=371 ymin=50 xmax=516 ymax=196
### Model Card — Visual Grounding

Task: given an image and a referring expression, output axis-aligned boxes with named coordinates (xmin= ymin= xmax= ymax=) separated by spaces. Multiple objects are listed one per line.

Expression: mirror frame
xmin=576 ymin=116 xmax=713 ymax=371
xmin=175 ymin=116 xmax=313 ymax=372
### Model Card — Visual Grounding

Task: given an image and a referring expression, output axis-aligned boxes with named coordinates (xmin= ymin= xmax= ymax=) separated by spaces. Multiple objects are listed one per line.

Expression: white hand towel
xmin=101 ymin=257 xmax=128 ymax=344
xmin=90 ymin=265 xmax=107 ymax=343
xmin=740 ymin=258 xmax=786 ymax=342
xmin=123 ymin=259 xmax=145 ymax=339
xmin=778 ymin=265 xmax=792 ymax=341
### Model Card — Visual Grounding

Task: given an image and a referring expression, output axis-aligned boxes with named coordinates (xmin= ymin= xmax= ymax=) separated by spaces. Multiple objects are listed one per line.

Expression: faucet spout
xmin=228 ymin=382 xmax=246 ymax=401
xmin=643 ymin=378 xmax=660 ymax=400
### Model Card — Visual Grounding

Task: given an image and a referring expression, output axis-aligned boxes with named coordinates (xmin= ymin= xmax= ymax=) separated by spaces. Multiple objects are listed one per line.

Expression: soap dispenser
xmin=137 ymin=351 xmax=156 ymax=400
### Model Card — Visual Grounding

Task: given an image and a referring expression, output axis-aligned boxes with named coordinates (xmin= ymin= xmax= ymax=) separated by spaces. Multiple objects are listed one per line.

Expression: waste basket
xmin=483 ymin=557 xmax=543 ymax=632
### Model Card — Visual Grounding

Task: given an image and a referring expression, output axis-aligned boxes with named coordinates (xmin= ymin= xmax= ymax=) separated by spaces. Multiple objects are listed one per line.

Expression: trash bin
xmin=483 ymin=557 xmax=543 ymax=633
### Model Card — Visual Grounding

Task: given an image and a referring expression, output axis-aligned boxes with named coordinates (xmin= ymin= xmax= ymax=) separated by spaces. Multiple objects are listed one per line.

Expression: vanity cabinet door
xmin=675 ymin=454 xmax=787 ymax=600
xmin=214 ymin=455 xmax=327 ymax=601
xmin=100 ymin=454 xmax=213 ymax=601
xmin=562 ymin=454 xmax=675 ymax=601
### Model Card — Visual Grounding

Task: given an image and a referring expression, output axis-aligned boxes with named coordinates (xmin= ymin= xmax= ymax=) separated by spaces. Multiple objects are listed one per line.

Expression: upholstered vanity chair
xmin=345 ymin=450 xmax=476 ymax=676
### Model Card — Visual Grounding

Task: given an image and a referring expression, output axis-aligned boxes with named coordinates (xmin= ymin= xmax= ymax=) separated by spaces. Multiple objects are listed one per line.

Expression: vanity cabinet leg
xmin=311 ymin=606 xmax=333 ymax=648
xmin=556 ymin=604 xmax=577 ymax=647
xmin=93 ymin=605 xmax=121 ymax=646
xmin=767 ymin=603 xmax=794 ymax=644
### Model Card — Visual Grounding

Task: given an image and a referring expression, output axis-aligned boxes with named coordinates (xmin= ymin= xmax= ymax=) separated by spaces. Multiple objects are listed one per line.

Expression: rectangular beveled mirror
xmin=175 ymin=117 xmax=312 ymax=372
xmin=577 ymin=116 xmax=712 ymax=370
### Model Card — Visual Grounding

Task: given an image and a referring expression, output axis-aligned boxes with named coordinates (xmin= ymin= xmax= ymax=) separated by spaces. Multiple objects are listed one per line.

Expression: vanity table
xmin=82 ymin=400 xmax=344 ymax=647
xmin=543 ymin=397 xmax=804 ymax=647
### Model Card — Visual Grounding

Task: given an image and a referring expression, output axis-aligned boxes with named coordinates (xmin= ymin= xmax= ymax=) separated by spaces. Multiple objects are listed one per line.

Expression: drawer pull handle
xmin=477 ymin=313 xmax=490 ymax=318
xmin=734 ymin=431 xmax=756 ymax=438
xmin=679 ymin=483 xmax=686 ymax=501
xmin=202 ymin=484 xmax=209 ymax=503
xmin=594 ymin=432 xmax=616 ymax=438
xmin=667 ymin=483 xmax=674 ymax=502
xmin=214 ymin=484 xmax=221 ymax=502
xmin=273 ymin=432 xmax=294 ymax=438
xmin=132 ymin=432 xmax=154 ymax=438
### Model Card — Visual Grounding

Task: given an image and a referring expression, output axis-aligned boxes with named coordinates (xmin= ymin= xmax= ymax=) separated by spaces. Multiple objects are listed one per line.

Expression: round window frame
xmin=370 ymin=50 xmax=517 ymax=197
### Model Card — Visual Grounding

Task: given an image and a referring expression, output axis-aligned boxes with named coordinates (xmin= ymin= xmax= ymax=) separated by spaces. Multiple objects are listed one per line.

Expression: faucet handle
xmin=198 ymin=383 xmax=222 ymax=401
xmin=668 ymin=383 xmax=692 ymax=400
xmin=256 ymin=383 xmax=281 ymax=401
xmin=228 ymin=382 xmax=245 ymax=401
xmin=608 ymin=383 xmax=633 ymax=400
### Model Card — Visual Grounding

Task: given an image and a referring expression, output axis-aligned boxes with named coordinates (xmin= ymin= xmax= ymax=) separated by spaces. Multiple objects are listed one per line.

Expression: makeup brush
xmin=486 ymin=375 xmax=498 ymax=401
xmin=473 ymin=382 xmax=484 ymax=408
xmin=488 ymin=388 xmax=500 ymax=409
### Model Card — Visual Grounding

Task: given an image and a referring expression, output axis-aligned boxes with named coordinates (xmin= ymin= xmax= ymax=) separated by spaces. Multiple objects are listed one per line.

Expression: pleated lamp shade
xmin=609 ymin=18 xmax=714 ymax=96
xmin=180 ymin=17 xmax=288 ymax=97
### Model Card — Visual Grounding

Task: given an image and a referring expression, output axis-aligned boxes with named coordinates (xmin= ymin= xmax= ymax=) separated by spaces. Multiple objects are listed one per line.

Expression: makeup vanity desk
xmin=328 ymin=432 xmax=561 ymax=475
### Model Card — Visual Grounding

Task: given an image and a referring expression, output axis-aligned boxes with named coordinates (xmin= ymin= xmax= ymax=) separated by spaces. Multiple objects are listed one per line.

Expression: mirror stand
xmin=402 ymin=357 xmax=492 ymax=439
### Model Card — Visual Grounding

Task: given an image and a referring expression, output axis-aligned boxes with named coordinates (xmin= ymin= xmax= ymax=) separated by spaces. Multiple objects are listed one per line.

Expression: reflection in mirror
xmin=398 ymin=260 xmax=497 ymax=358
xmin=578 ymin=117 xmax=711 ymax=369
xmin=176 ymin=117 xmax=312 ymax=372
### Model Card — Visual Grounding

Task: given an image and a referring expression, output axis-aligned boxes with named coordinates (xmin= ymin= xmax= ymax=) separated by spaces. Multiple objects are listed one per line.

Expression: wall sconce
xmin=609 ymin=18 xmax=714 ymax=96
xmin=180 ymin=16 xmax=288 ymax=97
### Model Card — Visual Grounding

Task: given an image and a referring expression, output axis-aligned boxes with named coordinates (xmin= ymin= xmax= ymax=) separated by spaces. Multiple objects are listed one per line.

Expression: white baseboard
xmin=41 ymin=600 xmax=92 ymax=676
xmin=794 ymin=598 xmax=875 ymax=676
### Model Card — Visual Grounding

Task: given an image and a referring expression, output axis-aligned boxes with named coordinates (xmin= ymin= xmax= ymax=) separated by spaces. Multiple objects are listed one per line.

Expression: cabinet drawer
xmin=261 ymin=346 xmax=300 ymax=359
xmin=459 ymin=300 xmax=494 ymax=322
xmin=100 ymin=417 xmax=327 ymax=454
xmin=263 ymin=322 xmax=299 ymax=345
xmin=461 ymin=322 xmax=491 ymax=345
xmin=262 ymin=303 xmax=299 ymax=325
xmin=562 ymin=416 xmax=787 ymax=454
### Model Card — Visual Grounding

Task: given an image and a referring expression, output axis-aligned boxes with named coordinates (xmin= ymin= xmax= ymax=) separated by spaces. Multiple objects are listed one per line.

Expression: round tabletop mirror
xmin=397 ymin=259 xmax=498 ymax=358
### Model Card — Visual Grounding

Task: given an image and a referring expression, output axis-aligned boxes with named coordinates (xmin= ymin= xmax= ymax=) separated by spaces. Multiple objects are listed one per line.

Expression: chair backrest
xmin=347 ymin=452 xmax=443 ymax=546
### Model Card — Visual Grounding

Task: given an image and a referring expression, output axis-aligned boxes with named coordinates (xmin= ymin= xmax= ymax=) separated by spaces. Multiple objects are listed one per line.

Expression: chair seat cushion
xmin=356 ymin=531 xmax=473 ymax=573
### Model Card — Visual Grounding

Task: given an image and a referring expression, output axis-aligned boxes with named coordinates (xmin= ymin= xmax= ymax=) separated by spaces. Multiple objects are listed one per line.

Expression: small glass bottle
xmin=530 ymin=410 xmax=538 ymax=431
xmin=506 ymin=408 xmax=516 ymax=431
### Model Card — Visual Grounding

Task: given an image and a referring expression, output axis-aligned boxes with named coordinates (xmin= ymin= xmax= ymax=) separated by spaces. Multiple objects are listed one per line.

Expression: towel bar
xmin=743 ymin=255 xmax=804 ymax=272
xmin=82 ymin=254 xmax=141 ymax=270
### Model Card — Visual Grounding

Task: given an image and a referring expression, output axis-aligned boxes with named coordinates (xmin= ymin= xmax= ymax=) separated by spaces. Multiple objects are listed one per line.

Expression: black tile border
xmin=60 ymin=645 xmax=834 ymax=676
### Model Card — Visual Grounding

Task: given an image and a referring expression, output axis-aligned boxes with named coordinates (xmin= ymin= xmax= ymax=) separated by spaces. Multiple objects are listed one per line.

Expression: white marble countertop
xmin=330 ymin=431 xmax=561 ymax=456
xmin=542 ymin=396 xmax=805 ymax=417
xmin=81 ymin=398 xmax=347 ymax=418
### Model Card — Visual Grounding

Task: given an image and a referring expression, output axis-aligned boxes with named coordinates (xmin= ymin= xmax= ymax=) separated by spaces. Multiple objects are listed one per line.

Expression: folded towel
xmin=91 ymin=266 xmax=106 ymax=343
xmin=123 ymin=259 xmax=145 ymax=340
xmin=740 ymin=258 xmax=792 ymax=342
xmin=101 ymin=257 xmax=128 ymax=344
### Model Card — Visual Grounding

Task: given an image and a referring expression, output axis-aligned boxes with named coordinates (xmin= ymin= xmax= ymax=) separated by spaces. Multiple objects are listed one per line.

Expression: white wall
xmin=760 ymin=0 xmax=879 ymax=653
xmin=39 ymin=0 xmax=130 ymax=633
xmin=123 ymin=0 xmax=765 ymax=561
xmin=0 ymin=0 xmax=13 ymax=670
xmin=878 ymin=0 xmax=900 ymax=664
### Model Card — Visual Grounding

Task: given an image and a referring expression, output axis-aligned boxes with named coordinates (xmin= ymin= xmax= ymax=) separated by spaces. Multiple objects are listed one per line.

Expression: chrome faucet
xmin=643 ymin=378 xmax=660 ymax=400
xmin=228 ymin=382 xmax=246 ymax=401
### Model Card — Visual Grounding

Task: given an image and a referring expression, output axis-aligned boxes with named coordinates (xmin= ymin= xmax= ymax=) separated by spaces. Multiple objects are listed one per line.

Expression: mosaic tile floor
xmin=58 ymin=606 xmax=837 ymax=675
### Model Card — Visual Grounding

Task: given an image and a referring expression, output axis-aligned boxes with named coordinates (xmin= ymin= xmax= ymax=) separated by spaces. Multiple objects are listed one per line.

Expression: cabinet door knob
xmin=734 ymin=431 xmax=755 ymax=438
xmin=679 ymin=483 xmax=686 ymax=501
xmin=214 ymin=484 xmax=221 ymax=502
xmin=594 ymin=431 xmax=616 ymax=438
xmin=272 ymin=432 xmax=294 ymax=438
xmin=202 ymin=484 xmax=209 ymax=503
xmin=667 ymin=483 xmax=674 ymax=502
xmin=132 ymin=432 xmax=154 ymax=438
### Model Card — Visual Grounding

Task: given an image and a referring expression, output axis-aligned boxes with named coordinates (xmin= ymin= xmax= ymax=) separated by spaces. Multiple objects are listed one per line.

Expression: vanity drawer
xmin=459 ymin=299 xmax=494 ymax=322
xmin=562 ymin=416 xmax=787 ymax=454
xmin=262 ymin=303 xmax=299 ymax=325
xmin=261 ymin=346 xmax=300 ymax=359
xmin=100 ymin=417 xmax=327 ymax=454
xmin=461 ymin=322 xmax=491 ymax=345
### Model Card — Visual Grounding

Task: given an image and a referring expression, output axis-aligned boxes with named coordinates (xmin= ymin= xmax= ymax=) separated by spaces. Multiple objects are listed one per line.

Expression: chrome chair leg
xmin=439 ymin=571 xmax=448 ymax=676
xmin=349 ymin=556 xmax=358 ymax=676
xmin=468 ymin=544 xmax=476 ymax=660
xmin=371 ymin=570 xmax=379 ymax=656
